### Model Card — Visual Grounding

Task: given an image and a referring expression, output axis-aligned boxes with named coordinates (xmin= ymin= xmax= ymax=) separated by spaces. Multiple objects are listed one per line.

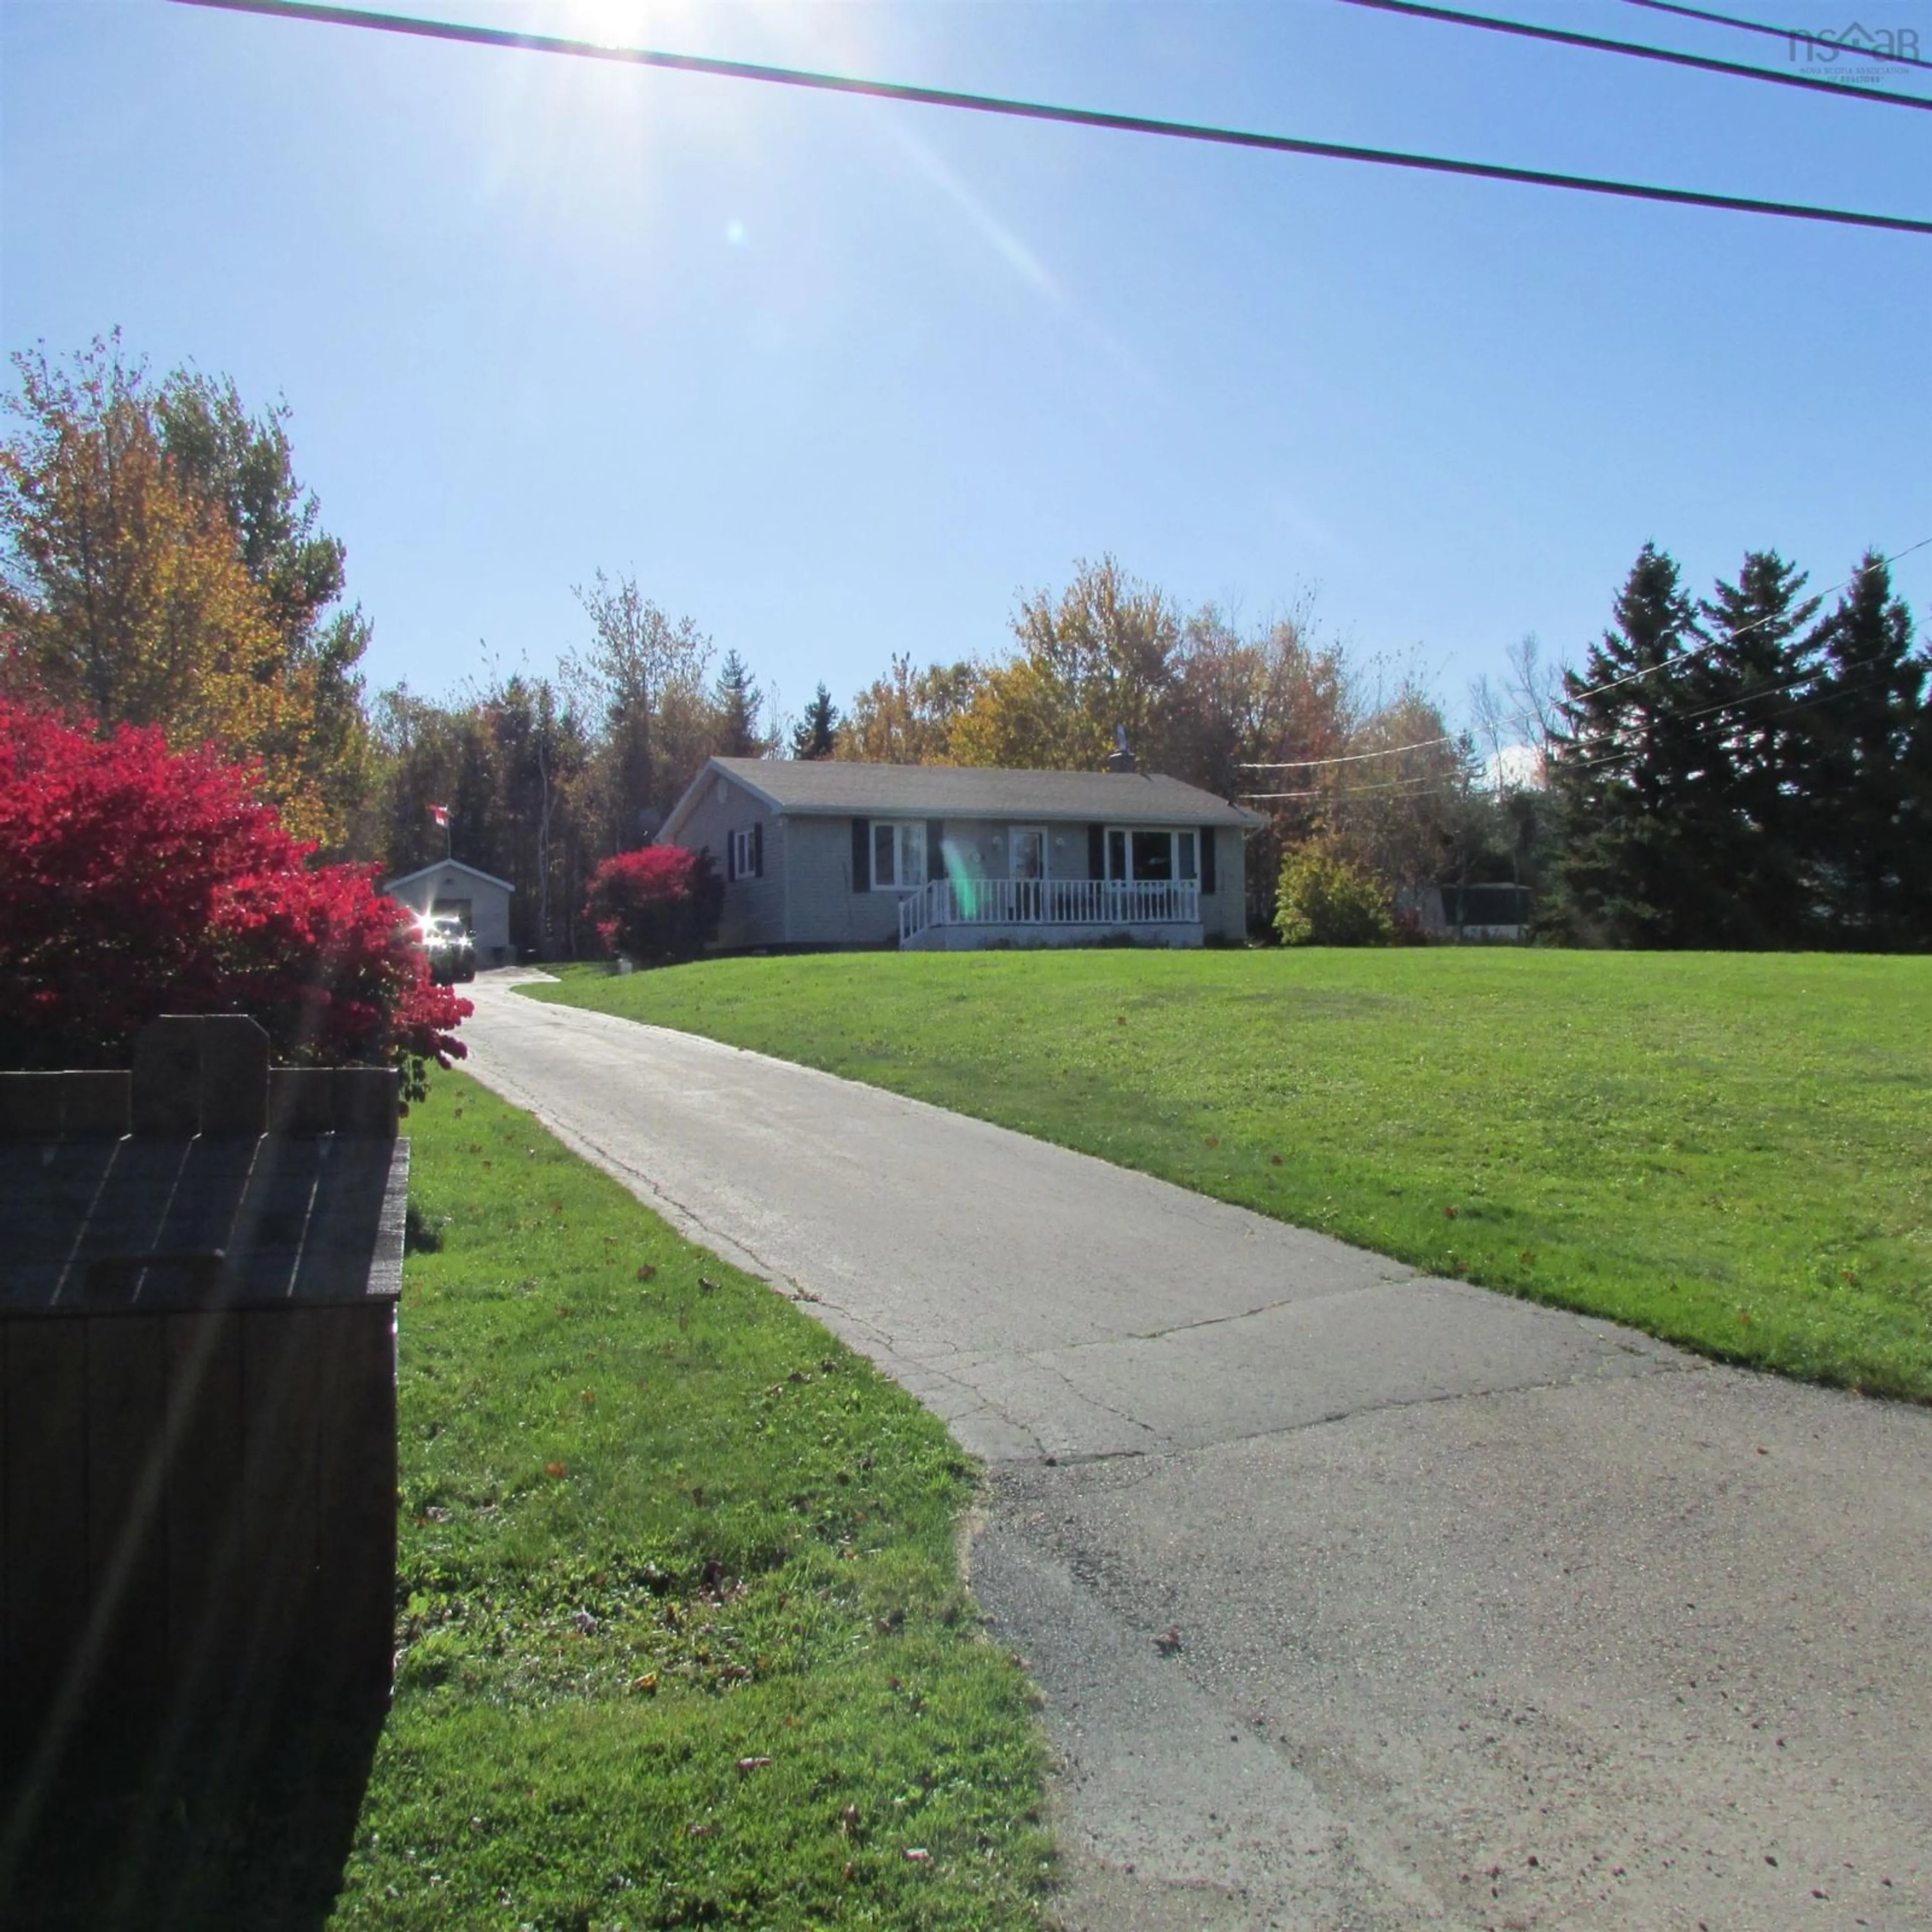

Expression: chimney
xmin=1106 ymin=725 xmax=1137 ymax=774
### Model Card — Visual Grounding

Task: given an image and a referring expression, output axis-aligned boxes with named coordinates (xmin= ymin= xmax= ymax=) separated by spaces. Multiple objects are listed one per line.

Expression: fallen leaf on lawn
xmin=636 ymin=1263 xmax=657 ymax=1281
xmin=630 ymin=1673 xmax=658 ymax=1694
xmin=736 ymin=1756 xmax=773 ymax=1774
xmin=545 ymin=1461 xmax=568 ymax=1479
xmin=1442 ymin=1205 xmax=1459 ymax=1220
xmin=1155 ymin=1627 xmax=1182 ymax=1654
xmin=1269 ymin=1153 xmax=1282 ymax=1166
xmin=688 ymin=1822 xmax=715 ymax=1838
xmin=905 ymin=1847 xmax=931 ymax=1863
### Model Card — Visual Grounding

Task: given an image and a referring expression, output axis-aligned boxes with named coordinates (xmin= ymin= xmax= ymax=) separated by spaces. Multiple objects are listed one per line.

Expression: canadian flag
xmin=429 ymin=803 xmax=450 ymax=828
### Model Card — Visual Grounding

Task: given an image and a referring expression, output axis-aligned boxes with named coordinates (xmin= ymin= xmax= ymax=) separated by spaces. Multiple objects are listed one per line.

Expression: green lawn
xmin=326 ymin=1070 xmax=1051 ymax=1929
xmin=529 ymin=949 xmax=1932 ymax=1404
xmin=3 ymin=1073 xmax=1050 ymax=1931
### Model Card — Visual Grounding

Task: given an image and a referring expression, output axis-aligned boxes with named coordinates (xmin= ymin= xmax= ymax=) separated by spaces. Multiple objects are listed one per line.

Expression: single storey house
xmin=660 ymin=757 xmax=1265 ymax=951
xmin=382 ymin=858 xmax=516 ymax=965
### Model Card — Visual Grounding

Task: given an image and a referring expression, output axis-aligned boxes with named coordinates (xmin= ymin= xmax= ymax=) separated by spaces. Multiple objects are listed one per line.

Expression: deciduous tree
xmin=0 ymin=337 xmax=373 ymax=848
xmin=839 ymin=653 xmax=980 ymax=763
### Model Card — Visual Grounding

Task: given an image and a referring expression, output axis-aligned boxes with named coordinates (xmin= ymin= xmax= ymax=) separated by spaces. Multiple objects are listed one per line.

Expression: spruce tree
xmin=1545 ymin=544 xmax=1706 ymax=945
xmin=1689 ymin=552 xmax=1822 ymax=947
xmin=712 ymin=649 xmax=765 ymax=757
xmin=790 ymin=684 xmax=840 ymax=761
xmin=1802 ymin=554 xmax=1926 ymax=948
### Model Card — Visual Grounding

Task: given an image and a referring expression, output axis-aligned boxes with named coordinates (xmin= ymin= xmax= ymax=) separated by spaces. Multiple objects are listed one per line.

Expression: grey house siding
xmin=673 ymin=772 xmax=786 ymax=949
xmin=661 ymin=757 xmax=1262 ymax=951
xmin=1203 ymin=827 xmax=1244 ymax=941
xmin=784 ymin=816 xmax=900 ymax=946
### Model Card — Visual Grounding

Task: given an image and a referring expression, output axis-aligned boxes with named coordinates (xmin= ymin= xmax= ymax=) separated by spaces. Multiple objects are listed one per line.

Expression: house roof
xmin=382 ymin=858 xmax=516 ymax=894
xmin=667 ymin=758 xmax=1265 ymax=839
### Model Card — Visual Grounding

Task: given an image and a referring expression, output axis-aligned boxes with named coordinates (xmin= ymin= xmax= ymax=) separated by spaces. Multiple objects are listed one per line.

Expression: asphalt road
xmin=463 ymin=974 xmax=1932 ymax=1931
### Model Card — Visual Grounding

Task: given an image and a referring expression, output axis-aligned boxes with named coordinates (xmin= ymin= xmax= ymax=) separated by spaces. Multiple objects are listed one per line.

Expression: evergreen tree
xmin=1689 ymin=551 xmax=1822 ymax=947
xmin=1802 ymin=554 xmax=1926 ymax=948
xmin=791 ymin=683 xmax=839 ymax=760
xmin=1544 ymin=544 xmax=1706 ymax=945
xmin=712 ymin=649 xmax=766 ymax=757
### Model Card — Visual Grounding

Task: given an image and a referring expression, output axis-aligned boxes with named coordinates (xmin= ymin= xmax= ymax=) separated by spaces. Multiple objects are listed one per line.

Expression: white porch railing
xmin=898 ymin=876 xmax=1200 ymax=944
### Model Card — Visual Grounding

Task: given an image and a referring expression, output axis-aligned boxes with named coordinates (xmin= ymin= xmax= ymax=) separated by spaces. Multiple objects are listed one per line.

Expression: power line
xmin=1555 ymin=536 xmax=1931 ymax=713
xmin=1243 ymin=661 xmax=1912 ymax=802
xmin=1332 ymin=0 xmax=1932 ymax=110
xmin=168 ymin=0 xmax=1932 ymax=236
xmin=1239 ymin=536 xmax=1930 ymax=776
xmin=1613 ymin=0 xmax=1932 ymax=77
xmin=1241 ymin=733 xmax=1458 ymax=770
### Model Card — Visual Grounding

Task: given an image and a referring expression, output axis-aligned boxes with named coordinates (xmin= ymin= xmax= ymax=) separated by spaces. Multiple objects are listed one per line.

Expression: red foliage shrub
xmin=0 ymin=702 xmax=467 ymax=1090
xmin=584 ymin=845 xmax=723 ymax=966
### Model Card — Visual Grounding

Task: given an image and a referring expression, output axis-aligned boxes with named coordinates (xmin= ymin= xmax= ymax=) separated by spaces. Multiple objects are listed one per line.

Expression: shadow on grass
xmin=0 ymin=1697 xmax=383 ymax=1931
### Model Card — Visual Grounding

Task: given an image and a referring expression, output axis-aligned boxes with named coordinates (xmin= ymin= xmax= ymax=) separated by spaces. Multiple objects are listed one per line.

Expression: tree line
xmin=1541 ymin=544 xmax=1930 ymax=949
xmin=7 ymin=337 xmax=1923 ymax=955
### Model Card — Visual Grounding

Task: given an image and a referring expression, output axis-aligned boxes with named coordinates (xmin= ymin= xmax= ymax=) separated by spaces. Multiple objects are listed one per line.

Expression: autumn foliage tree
xmin=0 ymin=336 xmax=371 ymax=848
xmin=0 ymin=702 xmax=466 ymax=1088
xmin=584 ymin=846 xmax=723 ymax=966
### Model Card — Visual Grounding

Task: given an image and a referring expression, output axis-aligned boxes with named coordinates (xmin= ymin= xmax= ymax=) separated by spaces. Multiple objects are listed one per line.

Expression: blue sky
xmin=5 ymin=0 xmax=1928 ymax=744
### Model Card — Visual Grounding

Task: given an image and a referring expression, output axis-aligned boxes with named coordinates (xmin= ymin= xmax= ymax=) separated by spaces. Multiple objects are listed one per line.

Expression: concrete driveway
xmin=463 ymin=975 xmax=1932 ymax=1931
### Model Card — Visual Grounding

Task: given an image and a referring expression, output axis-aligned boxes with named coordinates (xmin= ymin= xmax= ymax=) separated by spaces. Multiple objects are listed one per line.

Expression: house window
xmin=1103 ymin=830 xmax=1195 ymax=882
xmin=729 ymin=827 xmax=761 ymax=880
xmin=871 ymin=821 xmax=926 ymax=890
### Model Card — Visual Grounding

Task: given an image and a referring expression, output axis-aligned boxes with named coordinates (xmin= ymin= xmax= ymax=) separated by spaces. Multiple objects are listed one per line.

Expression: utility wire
xmin=1614 ymin=0 xmax=1932 ymax=77
xmin=1331 ymin=0 xmax=1932 ymax=110
xmin=1241 ymin=733 xmax=1458 ymax=770
xmin=1240 ymin=536 xmax=1930 ymax=775
xmin=1241 ymin=662 xmax=1911 ymax=801
xmin=168 ymin=0 xmax=1932 ymax=236
xmin=1554 ymin=535 xmax=1930 ymax=713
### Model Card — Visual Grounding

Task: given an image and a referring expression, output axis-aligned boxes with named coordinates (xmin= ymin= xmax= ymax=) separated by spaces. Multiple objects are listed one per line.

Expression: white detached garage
xmin=382 ymin=859 xmax=516 ymax=966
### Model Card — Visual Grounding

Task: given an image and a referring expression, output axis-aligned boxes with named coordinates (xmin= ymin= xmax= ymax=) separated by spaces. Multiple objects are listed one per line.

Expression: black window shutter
xmin=1200 ymin=827 xmax=1217 ymax=895
xmin=1088 ymin=824 xmax=1104 ymax=879
xmin=726 ymin=832 xmax=737 ymax=883
xmin=926 ymin=820 xmax=944 ymax=882
xmin=851 ymin=818 xmax=870 ymax=891
xmin=752 ymin=822 xmax=763 ymax=878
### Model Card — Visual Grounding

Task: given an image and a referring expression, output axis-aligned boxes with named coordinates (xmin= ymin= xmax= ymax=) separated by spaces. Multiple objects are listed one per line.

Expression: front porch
xmin=897 ymin=876 xmax=1203 ymax=950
